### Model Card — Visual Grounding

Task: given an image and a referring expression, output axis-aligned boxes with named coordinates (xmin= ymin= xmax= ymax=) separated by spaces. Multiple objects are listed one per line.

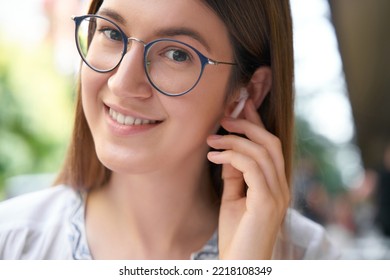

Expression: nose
xmin=107 ymin=38 xmax=153 ymax=99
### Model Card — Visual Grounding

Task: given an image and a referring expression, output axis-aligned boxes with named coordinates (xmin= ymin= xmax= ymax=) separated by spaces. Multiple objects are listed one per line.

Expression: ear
xmin=247 ymin=66 xmax=272 ymax=109
xmin=224 ymin=66 xmax=272 ymax=117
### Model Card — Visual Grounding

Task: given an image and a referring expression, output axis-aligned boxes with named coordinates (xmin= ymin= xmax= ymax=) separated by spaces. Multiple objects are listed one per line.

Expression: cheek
xmin=194 ymin=67 xmax=232 ymax=119
xmin=81 ymin=66 xmax=107 ymax=97
xmin=80 ymin=66 xmax=110 ymax=117
xmin=166 ymin=68 xmax=231 ymax=135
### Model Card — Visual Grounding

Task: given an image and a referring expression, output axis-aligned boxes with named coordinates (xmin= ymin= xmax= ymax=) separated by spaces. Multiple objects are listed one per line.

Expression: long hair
xmin=203 ymin=0 xmax=294 ymax=197
xmin=55 ymin=0 xmax=294 ymax=198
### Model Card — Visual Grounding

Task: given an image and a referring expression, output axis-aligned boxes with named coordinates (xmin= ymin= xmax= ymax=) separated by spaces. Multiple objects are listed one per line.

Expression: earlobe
xmin=248 ymin=66 xmax=272 ymax=109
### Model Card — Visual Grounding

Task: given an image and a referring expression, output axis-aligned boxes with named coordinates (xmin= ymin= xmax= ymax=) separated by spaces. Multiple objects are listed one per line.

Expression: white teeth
xmin=109 ymin=108 xmax=157 ymax=125
xmin=125 ymin=116 xmax=135 ymax=125
xmin=117 ymin=113 xmax=125 ymax=125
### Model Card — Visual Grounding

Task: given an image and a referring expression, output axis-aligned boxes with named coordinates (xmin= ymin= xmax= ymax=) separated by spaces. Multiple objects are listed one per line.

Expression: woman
xmin=0 ymin=0 xmax=339 ymax=259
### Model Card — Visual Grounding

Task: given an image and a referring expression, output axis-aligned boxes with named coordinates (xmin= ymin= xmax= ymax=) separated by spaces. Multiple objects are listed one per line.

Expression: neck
xmin=86 ymin=159 xmax=219 ymax=259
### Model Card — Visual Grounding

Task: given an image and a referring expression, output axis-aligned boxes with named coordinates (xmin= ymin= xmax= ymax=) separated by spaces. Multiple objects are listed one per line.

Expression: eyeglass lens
xmin=76 ymin=16 xmax=204 ymax=95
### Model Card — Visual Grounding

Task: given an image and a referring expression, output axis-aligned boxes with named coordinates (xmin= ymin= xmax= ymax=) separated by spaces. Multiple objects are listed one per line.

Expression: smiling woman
xmin=0 ymin=0 xmax=339 ymax=260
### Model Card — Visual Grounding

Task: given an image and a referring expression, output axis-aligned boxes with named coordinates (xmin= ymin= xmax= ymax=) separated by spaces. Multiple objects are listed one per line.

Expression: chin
xmin=95 ymin=147 xmax=157 ymax=175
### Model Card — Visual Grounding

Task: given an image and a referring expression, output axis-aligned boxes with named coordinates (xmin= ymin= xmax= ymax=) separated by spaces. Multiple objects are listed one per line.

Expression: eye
xmin=100 ymin=28 xmax=123 ymax=42
xmin=164 ymin=49 xmax=191 ymax=63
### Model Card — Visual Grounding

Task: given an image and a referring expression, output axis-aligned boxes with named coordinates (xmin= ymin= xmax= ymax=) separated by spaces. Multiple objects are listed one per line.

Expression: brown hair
xmin=55 ymin=0 xmax=294 ymax=198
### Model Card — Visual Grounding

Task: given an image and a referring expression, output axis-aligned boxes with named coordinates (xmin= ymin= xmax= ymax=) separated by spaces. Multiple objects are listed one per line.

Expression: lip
xmin=103 ymin=104 xmax=163 ymax=136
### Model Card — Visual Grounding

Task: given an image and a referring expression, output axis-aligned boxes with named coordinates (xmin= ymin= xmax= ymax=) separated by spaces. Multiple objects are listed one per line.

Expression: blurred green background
xmin=0 ymin=0 xmax=82 ymax=199
xmin=0 ymin=35 xmax=74 ymax=200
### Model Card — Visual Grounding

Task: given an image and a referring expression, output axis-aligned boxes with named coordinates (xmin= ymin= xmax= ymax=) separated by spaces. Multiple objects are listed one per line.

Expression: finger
xmin=220 ymin=117 xmax=287 ymax=193
xmin=221 ymin=117 xmax=284 ymax=168
xmin=208 ymin=151 xmax=245 ymax=201
xmin=207 ymin=150 xmax=274 ymax=212
xmin=215 ymin=117 xmax=289 ymax=206
xmin=208 ymin=134 xmax=284 ymax=204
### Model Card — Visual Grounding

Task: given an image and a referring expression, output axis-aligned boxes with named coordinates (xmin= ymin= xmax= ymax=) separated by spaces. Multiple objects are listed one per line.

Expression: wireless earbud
xmin=230 ymin=88 xmax=249 ymax=118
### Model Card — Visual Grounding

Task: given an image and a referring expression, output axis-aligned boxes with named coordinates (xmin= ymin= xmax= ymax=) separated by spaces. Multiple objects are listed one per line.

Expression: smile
xmin=109 ymin=108 xmax=159 ymax=126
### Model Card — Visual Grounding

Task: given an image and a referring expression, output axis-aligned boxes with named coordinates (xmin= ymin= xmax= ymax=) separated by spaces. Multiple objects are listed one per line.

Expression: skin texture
xmin=82 ymin=0 xmax=289 ymax=259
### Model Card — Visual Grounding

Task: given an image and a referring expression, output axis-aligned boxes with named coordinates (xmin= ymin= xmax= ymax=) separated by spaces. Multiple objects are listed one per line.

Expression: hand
xmin=207 ymin=99 xmax=290 ymax=259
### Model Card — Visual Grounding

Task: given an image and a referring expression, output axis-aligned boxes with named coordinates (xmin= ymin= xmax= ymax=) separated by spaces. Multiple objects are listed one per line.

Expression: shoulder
xmin=0 ymin=185 xmax=81 ymax=259
xmin=0 ymin=185 xmax=78 ymax=222
xmin=281 ymin=208 xmax=341 ymax=259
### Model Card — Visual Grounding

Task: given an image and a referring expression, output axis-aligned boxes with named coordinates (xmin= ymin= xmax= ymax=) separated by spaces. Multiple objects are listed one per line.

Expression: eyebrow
xmin=154 ymin=27 xmax=211 ymax=52
xmin=96 ymin=8 xmax=126 ymax=25
xmin=96 ymin=8 xmax=211 ymax=52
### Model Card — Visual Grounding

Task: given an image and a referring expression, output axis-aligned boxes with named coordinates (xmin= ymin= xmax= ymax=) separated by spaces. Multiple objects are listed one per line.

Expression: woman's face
xmin=81 ymin=0 xmax=235 ymax=174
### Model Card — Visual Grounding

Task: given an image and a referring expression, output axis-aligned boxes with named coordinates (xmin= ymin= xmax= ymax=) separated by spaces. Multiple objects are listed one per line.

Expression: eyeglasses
xmin=72 ymin=15 xmax=237 ymax=96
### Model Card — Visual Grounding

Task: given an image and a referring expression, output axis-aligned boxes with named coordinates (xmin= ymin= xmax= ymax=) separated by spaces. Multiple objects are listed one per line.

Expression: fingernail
xmin=208 ymin=151 xmax=221 ymax=158
xmin=208 ymin=134 xmax=222 ymax=140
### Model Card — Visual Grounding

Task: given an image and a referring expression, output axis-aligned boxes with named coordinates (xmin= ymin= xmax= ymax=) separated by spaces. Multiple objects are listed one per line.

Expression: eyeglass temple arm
xmin=208 ymin=59 xmax=237 ymax=66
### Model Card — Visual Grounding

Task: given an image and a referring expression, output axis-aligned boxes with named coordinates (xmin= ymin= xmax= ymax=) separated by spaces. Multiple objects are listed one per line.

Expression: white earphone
xmin=230 ymin=88 xmax=249 ymax=118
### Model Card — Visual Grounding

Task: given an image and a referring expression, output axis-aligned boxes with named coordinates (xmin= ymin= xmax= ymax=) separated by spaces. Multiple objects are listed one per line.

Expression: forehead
xmin=97 ymin=0 xmax=232 ymax=56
